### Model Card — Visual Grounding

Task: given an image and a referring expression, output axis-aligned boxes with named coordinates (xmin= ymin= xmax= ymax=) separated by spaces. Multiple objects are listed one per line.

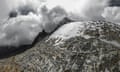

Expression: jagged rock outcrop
xmin=0 ymin=21 xmax=120 ymax=72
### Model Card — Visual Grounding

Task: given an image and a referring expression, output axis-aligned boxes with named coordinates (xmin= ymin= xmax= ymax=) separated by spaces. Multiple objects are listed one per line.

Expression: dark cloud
xmin=8 ymin=4 xmax=36 ymax=18
xmin=18 ymin=5 xmax=36 ymax=15
xmin=109 ymin=0 xmax=120 ymax=6
xmin=9 ymin=10 xmax=18 ymax=18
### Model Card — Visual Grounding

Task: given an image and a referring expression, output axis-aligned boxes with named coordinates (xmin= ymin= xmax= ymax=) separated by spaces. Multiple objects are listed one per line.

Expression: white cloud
xmin=0 ymin=13 xmax=43 ymax=46
xmin=103 ymin=7 xmax=120 ymax=23
xmin=0 ymin=1 xmax=67 ymax=46
xmin=0 ymin=0 xmax=110 ymax=22
xmin=45 ymin=0 xmax=109 ymax=21
xmin=0 ymin=0 xmax=44 ymax=23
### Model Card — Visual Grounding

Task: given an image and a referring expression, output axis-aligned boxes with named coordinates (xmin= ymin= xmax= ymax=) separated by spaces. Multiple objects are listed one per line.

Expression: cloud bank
xmin=0 ymin=0 xmax=110 ymax=22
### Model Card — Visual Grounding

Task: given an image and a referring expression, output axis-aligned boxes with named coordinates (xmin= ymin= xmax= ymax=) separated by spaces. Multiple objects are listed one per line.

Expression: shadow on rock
xmin=0 ymin=45 xmax=32 ymax=59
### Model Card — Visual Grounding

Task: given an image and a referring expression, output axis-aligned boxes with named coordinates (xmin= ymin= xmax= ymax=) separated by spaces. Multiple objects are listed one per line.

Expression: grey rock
xmin=0 ymin=21 xmax=120 ymax=72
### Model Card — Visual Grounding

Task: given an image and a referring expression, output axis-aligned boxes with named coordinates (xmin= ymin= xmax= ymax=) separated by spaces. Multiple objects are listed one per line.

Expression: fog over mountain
xmin=0 ymin=0 xmax=120 ymax=46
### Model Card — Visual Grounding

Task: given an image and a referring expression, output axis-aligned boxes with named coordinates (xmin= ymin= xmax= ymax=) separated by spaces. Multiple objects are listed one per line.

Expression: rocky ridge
xmin=0 ymin=21 xmax=120 ymax=72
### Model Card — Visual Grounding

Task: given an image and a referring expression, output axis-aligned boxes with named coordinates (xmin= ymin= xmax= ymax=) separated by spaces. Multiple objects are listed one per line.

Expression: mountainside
xmin=0 ymin=20 xmax=120 ymax=72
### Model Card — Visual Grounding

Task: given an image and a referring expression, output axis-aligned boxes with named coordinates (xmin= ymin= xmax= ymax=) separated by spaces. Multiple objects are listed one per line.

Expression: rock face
xmin=0 ymin=21 xmax=120 ymax=72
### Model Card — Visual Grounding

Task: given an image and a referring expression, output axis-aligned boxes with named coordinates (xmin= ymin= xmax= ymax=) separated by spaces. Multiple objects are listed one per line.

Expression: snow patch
xmin=50 ymin=22 xmax=83 ymax=39
xmin=50 ymin=22 xmax=93 ymax=40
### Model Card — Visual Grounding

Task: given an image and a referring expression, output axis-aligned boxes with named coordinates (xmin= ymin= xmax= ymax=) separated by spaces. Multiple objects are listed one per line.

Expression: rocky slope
xmin=0 ymin=21 xmax=120 ymax=72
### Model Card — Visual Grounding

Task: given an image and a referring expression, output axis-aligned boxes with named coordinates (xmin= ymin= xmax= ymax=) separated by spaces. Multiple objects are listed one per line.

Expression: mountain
xmin=0 ymin=20 xmax=120 ymax=72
